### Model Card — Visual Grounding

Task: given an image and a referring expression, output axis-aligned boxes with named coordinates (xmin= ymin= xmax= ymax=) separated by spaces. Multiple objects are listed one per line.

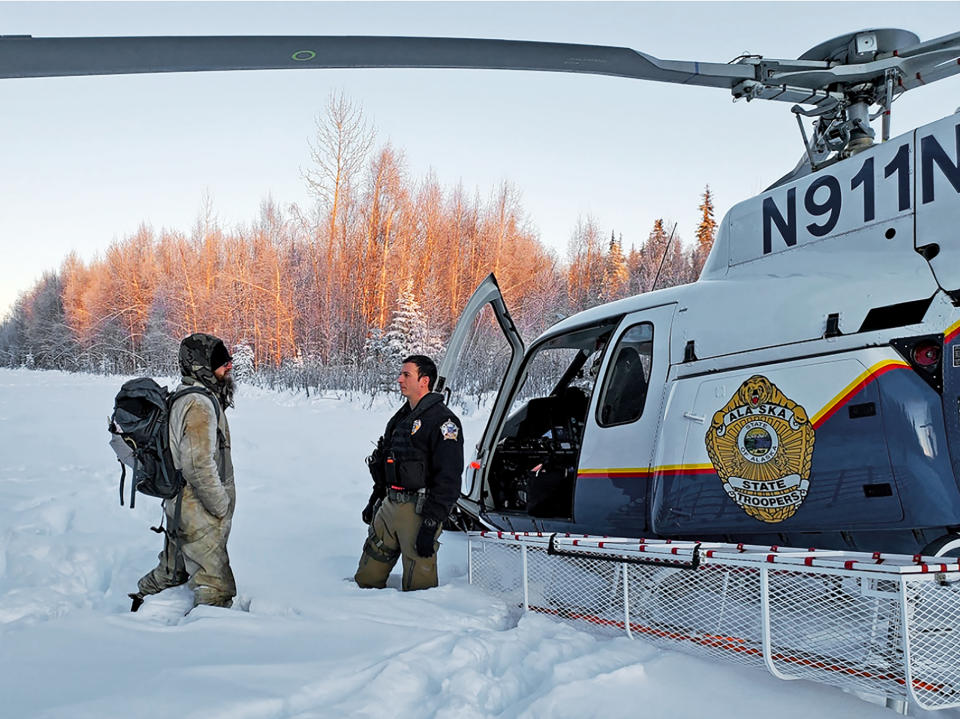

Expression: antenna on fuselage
xmin=650 ymin=222 xmax=679 ymax=293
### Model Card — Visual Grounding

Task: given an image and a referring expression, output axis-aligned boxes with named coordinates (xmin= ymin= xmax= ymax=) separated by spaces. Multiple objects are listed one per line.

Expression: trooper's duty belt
xmin=387 ymin=486 xmax=422 ymax=503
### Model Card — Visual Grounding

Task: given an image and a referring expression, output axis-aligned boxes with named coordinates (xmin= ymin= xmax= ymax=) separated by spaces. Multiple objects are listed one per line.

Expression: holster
xmin=363 ymin=523 xmax=400 ymax=564
xmin=366 ymin=439 xmax=386 ymax=487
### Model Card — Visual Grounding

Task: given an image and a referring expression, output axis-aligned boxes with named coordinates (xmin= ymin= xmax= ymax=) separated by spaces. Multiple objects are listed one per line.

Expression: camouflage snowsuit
xmin=137 ymin=377 xmax=236 ymax=607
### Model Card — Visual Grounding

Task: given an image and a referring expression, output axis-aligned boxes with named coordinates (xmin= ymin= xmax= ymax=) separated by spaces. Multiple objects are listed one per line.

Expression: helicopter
xmin=3 ymin=27 xmax=960 ymax=556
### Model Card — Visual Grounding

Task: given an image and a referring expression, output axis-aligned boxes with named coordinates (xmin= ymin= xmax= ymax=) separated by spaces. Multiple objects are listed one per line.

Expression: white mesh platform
xmin=467 ymin=531 xmax=960 ymax=711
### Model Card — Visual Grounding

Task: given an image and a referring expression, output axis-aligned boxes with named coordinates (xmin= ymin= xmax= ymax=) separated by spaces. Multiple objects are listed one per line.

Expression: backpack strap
xmin=167 ymin=385 xmax=227 ymax=485
xmin=130 ymin=457 xmax=138 ymax=508
xmin=168 ymin=385 xmax=221 ymax=422
xmin=169 ymin=387 xmax=223 ymax=446
xmin=168 ymin=385 xmax=224 ymax=451
xmin=162 ymin=385 xmax=221 ymax=555
xmin=149 ymin=490 xmax=186 ymax=564
xmin=169 ymin=487 xmax=184 ymax=562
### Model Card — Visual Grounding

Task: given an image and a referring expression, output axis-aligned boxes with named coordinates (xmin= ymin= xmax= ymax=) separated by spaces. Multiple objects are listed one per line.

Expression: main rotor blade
xmin=901 ymin=51 xmax=960 ymax=89
xmin=0 ymin=35 xmax=755 ymax=89
xmin=891 ymin=29 xmax=960 ymax=59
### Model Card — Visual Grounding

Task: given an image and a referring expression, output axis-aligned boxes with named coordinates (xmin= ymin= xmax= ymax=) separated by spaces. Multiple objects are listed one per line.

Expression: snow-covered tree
xmin=231 ymin=342 xmax=255 ymax=380
xmin=640 ymin=219 xmax=669 ymax=292
xmin=362 ymin=327 xmax=386 ymax=362
xmin=384 ymin=281 xmax=443 ymax=367
xmin=141 ymin=291 xmax=179 ymax=375
xmin=601 ymin=230 xmax=629 ymax=301
xmin=566 ymin=216 xmax=605 ymax=312
xmin=360 ymin=327 xmax=394 ymax=392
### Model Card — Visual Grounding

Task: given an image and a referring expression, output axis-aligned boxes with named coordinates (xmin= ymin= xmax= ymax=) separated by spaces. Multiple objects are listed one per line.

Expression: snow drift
xmin=0 ymin=368 xmax=950 ymax=718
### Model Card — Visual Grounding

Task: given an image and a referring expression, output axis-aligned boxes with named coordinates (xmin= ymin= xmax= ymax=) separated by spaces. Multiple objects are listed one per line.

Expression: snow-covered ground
xmin=0 ymin=367 xmax=951 ymax=718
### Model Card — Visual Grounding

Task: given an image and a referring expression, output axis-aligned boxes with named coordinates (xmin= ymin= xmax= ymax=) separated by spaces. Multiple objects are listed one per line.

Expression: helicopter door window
xmin=487 ymin=320 xmax=617 ymax=518
xmin=597 ymin=323 xmax=654 ymax=427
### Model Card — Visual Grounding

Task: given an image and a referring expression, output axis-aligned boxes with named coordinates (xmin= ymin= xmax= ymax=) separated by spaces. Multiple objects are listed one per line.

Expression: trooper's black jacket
xmin=369 ymin=392 xmax=464 ymax=523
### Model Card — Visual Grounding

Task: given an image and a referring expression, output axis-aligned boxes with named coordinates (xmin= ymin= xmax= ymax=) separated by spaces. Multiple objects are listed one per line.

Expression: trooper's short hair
xmin=402 ymin=354 xmax=437 ymax=391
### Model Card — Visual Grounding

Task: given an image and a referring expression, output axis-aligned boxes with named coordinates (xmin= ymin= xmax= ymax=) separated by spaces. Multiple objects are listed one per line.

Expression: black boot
xmin=128 ymin=592 xmax=145 ymax=612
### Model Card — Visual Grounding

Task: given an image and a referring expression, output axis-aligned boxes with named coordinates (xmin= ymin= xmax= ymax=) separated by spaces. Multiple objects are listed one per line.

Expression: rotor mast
xmin=730 ymin=28 xmax=960 ymax=170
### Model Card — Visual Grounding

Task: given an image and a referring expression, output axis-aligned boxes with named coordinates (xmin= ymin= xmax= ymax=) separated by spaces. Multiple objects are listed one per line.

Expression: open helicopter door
xmin=916 ymin=113 xmax=960 ymax=298
xmin=571 ymin=303 xmax=677 ymax=535
xmin=436 ymin=274 xmax=524 ymax=521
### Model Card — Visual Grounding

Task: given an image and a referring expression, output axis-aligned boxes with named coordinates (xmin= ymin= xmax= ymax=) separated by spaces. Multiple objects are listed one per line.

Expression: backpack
xmin=108 ymin=378 xmax=220 ymax=509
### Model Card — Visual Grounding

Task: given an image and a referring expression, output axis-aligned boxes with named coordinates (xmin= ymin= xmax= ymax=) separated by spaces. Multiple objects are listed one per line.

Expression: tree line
xmin=0 ymin=93 xmax=717 ymax=395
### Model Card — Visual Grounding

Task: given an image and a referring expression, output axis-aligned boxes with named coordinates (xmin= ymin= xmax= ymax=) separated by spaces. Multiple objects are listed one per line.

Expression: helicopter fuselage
xmin=446 ymin=111 xmax=960 ymax=556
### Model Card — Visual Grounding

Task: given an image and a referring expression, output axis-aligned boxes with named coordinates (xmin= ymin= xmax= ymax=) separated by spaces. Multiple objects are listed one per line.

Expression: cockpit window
xmin=512 ymin=321 xmax=615 ymax=410
xmin=597 ymin=323 xmax=653 ymax=426
xmin=487 ymin=318 xmax=619 ymax=518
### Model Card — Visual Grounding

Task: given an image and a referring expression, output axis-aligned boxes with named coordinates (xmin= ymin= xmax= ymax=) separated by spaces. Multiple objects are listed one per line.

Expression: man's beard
xmin=218 ymin=372 xmax=236 ymax=409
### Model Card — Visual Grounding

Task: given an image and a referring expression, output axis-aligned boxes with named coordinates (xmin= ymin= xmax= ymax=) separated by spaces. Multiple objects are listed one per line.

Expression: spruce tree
xmin=232 ymin=342 xmax=256 ymax=380
xmin=362 ymin=327 xmax=393 ymax=391
xmin=601 ymin=230 xmax=629 ymax=301
xmin=692 ymin=185 xmax=718 ymax=277
xmin=384 ymin=280 xmax=443 ymax=367
xmin=644 ymin=219 xmax=669 ymax=292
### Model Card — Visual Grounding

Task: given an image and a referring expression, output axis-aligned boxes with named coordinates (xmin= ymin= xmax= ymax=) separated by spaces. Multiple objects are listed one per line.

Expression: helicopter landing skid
xmin=469 ymin=531 xmax=960 ymax=713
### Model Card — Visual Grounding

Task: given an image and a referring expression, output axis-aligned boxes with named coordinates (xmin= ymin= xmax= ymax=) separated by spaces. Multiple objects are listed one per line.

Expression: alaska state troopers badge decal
xmin=705 ymin=375 xmax=815 ymax=523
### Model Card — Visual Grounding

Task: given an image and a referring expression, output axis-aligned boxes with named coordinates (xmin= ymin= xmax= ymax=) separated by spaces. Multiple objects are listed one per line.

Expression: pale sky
xmin=2 ymin=1 xmax=959 ymax=317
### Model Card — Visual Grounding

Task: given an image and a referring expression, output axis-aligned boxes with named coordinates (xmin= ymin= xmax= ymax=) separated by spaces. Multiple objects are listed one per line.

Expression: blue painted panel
xmin=799 ymin=378 xmax=903 ymax=529
xmin=650 ymin=470 xmax=744 ymax=534
xmin=573 ymin=477 xmax=647 ymax=536
xmin=652 ymin=377 xmax=903 ymax=534
xmin=879 ymin=368 xmax=960 ymax=526
xmin=941 ymin=333 xmax=960 ymax=495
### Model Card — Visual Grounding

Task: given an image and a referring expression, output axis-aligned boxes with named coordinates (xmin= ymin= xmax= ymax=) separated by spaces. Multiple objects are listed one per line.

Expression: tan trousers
xmin=354 ymin=496 xmax=442 ymax=591
xmin=138 ymin=486 xmax=236 ymax=608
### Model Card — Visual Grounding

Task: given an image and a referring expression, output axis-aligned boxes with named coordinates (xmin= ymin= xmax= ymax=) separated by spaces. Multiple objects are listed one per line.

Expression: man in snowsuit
xmin=131 ymin=333 xmax=237 ymax=610
xmin=355 ymin=354 xmax=464 ymax=591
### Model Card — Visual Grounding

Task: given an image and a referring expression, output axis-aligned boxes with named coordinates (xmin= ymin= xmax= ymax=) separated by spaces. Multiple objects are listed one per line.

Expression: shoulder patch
xmin=440 ymin=419 xmax=459 ymax=441
xmin=411 ymin=419 xmax=422 ymax=435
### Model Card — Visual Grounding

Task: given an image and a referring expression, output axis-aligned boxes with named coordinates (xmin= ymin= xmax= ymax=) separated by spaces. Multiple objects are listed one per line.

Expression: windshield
xmin=504 ymin=318 xmax=621 ymax=439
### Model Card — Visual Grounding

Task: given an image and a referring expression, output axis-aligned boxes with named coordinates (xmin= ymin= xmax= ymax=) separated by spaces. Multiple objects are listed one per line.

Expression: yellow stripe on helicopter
xmin=811 ymin=359 xmax=910 ymax=428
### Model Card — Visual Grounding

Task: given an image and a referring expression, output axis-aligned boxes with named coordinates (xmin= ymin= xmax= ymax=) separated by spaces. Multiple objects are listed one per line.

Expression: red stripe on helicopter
xmin=577 ymin=468 xmax=654 ymax=479
xmin=812 ymin=360 xmax=910 ymax=429
xmin=578 ymin=465 xmax=715 ymax=480
xmin=654 ymin=465 xmax=716 ymax=477
xmin=945 ymin=318 xmax=960 ymax=344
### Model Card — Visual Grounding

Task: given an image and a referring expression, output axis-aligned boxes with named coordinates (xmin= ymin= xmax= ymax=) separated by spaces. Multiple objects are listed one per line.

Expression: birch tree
xmin=302 ymin=91 xmax=374 ymax=359
xmin=566 ymin=216 xmax=605 ymax=312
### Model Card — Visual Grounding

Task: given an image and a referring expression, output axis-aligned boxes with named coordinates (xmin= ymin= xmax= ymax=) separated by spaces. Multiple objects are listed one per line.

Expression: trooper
xmin=131 ymin=333 xmax=238 ymax=610
xmin=355 ymin=354 xmax=464 ymax=591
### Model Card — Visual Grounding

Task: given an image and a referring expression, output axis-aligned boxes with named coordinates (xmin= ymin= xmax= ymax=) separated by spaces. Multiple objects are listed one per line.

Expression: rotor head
xmin=797 ymin=29 xmax=920 ymax=64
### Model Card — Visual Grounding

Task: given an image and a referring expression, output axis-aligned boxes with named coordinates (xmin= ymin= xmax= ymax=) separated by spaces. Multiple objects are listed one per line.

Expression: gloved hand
xmin=362 ymin=496 xmax=379 ymax=525
xmin=415 ymin=517 xmax=440 ymax=558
